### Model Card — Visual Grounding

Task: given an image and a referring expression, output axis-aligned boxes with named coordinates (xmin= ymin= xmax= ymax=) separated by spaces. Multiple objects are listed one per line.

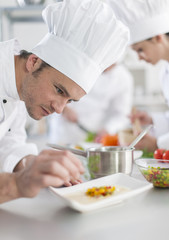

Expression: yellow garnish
xmin=85 ymin=186 xmax=116 ymax=198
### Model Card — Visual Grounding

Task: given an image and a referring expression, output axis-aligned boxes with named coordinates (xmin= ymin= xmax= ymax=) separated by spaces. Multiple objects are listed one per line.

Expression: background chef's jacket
xmin=47 ymin=64 xmax=134 ymax=144
xmin=152 ymin=61 xmax=169 ymax=149
xmin=0 ymin=39 xmax=38 ymax=172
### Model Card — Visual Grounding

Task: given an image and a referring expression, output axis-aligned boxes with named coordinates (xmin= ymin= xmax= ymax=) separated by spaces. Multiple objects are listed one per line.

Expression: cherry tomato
xmin=162 ymin=150 xmax=169 ymax=160
xmin=154 ymin=149 xmax=165 ymax=159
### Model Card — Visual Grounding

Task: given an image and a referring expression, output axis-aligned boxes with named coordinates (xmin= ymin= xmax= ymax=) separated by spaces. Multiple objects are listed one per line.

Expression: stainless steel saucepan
xmin=47 ymin=125 xmax=153 ymax=179
xmin=47 ymin=144 xmax=134 ymax=179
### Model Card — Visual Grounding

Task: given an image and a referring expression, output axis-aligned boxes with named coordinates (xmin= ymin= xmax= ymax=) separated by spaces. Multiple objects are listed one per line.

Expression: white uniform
xmin=152 ymin=61 xmax=169 ymax=149
xmin=47 ymin=65 xmax=134 ymax=144
xmin=0 ymin=39 xmax=38 ymax=172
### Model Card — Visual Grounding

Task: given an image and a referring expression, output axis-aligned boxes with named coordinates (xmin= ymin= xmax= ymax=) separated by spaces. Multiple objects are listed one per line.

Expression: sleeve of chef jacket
xmin=151 ymin=110 xmax=169 ymax=149
xmin=103 ymin=67 xmax=134 ymax=133
xmin=0 ymin=102 xmax=38 ymax=173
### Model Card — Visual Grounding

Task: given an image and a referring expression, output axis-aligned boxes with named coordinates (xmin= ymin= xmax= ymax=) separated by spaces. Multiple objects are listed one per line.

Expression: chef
xmin=106 ymin=0 xmax=169 ymax=151
xmin=47 ymin=63 xmax=134 ymax=145
xmin=0 ymin=0 xmax=129 ymax=203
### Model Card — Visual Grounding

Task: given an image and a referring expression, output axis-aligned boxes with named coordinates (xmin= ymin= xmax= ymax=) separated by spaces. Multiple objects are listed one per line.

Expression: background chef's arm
xmin=151 ymin=111 xmax=169 ymax=137
xmin=0 ymin=102 xmax=38 ymax=173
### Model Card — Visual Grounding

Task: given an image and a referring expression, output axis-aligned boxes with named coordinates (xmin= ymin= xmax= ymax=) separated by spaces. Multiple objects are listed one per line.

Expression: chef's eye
xmin=55 ymin=86 xmax=63 ymax=95
xmin=67 ymin=99 xmax=73 ymax=103
xmin=137 ymin=48 xmax=143 ymax=53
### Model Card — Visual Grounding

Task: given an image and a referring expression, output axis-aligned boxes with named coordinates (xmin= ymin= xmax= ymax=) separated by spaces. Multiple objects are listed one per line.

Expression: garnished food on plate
xmin=64 ymin=185 xmax=130 ymax=205
xmin=85 ymin=186 xmax=116 ymax=198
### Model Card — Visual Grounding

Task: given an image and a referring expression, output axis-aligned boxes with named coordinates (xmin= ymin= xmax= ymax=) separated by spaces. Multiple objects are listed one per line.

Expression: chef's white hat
xmin=32 ymin=0 xmax=129 ymax=93
xmin=105 ymin=0 xmax=169 ymax=45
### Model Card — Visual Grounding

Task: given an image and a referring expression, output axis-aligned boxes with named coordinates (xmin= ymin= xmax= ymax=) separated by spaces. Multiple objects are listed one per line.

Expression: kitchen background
xmin=0 ymin=0 xmax=168 ymax=150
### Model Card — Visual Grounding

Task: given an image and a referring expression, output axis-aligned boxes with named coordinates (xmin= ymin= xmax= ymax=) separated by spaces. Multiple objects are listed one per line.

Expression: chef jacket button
xmin=8 ymin=129 xmax=11 ymax=132
xmin=3 ymin=99 xmax=7 ymax=103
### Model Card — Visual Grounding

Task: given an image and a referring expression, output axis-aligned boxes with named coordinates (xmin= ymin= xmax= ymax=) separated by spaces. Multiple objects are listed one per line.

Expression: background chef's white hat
xmin=32 ymin=0 xmax=129 ymax=93
xmin=105 ymin=0 xmax=169 ymax=45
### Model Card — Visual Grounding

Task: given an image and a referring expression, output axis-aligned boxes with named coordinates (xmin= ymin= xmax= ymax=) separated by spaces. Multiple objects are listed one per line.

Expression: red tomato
xmin=162 ymin=150 xmax=169 ymax=160
xmin=154 ymin=149 xmax=165 ymax=159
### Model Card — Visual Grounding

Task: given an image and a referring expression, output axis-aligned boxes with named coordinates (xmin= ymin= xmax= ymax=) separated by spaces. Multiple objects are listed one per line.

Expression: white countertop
xmin=0 ymin=164 xmax=169 ymax=240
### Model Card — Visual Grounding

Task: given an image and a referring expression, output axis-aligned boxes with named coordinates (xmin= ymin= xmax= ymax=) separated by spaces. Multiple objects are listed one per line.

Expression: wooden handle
xmin=132 ymin=107 xmax=142 ymax=135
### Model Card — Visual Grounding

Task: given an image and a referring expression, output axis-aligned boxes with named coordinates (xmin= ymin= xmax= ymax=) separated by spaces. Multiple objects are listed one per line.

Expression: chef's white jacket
xmin=152 ymin=61 xmax=169 ymax=149
xmin=48 ymin=64 xmax=134 ymax=144
xmin=0 ymin=39 xmax=38 ymax=172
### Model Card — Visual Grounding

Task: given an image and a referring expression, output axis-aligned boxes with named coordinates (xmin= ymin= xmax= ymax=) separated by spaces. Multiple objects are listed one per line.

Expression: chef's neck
xmin=14 ymin=55 xmax=25 ymax=99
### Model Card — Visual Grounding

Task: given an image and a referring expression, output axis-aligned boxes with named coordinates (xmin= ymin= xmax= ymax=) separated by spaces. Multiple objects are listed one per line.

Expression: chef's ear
xmin=25 ymin=54 xmax=42 ymax=72
xmin=151 ymin=35 xmax=163 ymax=43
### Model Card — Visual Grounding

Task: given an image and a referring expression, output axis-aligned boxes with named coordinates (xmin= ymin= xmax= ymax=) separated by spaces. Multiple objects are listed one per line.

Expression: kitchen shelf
xmin=0 ymin=5 xmax=45 ymax=41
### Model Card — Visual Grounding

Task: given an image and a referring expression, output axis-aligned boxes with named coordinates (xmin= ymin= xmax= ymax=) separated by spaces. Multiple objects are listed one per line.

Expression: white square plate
xmin=49 ymin=173 xmax=152 ymax=213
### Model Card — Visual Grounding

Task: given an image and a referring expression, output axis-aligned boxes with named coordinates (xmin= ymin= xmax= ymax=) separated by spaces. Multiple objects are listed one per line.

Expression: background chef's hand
xmin=129 ymin=109 xmax=153 ymax=126
xmin=94 ymin=129 xmax=108 ymax=143
xmin=62 ymin=106 xmax=78 ymax=123
xmin=134 ymin=134 xmax=157 ymax=152
xmin=15 ymin=149 xmax=84 ymax=198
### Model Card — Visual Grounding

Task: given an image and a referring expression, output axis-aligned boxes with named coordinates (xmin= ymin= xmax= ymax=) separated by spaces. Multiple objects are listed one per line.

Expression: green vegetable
xmin=87 ymin=155 xmax=100 ymax=179
xmin=142 ymin=148 xmax=154 ymax=158
xmin=85 ymin=132 xmax=97 ymax=142
xmin=141 ymin=166 xmax=169 ymax=188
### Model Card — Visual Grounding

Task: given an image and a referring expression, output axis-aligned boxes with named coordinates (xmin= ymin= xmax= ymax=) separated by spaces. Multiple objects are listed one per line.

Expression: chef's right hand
xmin=129 ymin=109 xmax=153 ymax=126
xmin=15 ymin=149 xmax=84 ymax=198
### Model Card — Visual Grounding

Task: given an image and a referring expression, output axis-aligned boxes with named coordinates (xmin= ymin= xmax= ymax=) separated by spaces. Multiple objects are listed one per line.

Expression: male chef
xmin=0 ymin=0 xmax=129 ymax=203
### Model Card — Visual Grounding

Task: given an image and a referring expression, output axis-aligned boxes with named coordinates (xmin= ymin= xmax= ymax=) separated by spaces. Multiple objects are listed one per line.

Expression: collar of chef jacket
xmin=0 ymin=39 xmax=21 ymax=140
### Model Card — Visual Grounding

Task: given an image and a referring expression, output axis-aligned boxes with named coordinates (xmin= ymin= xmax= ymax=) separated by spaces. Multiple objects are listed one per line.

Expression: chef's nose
xmin=52 ymin=100 xmax=67 ymax=114
xmin=138 ymin=52 xmax=147 ymax=61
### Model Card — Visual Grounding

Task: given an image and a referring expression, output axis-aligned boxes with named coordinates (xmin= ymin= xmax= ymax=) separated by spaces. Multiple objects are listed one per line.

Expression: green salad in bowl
xmin=135 ymin=158 xmax=169 ymax=188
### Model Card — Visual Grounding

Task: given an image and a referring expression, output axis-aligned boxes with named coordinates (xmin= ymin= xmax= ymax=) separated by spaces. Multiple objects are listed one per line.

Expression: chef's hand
xmin=134 ymin=134 xmax=157 ymax=152
xmin=94 ymin=129 xmax=108 ymax=143
xmin=62 ymin=106 xmax=78 ymax=123
xmin=129 ymin=109 xmax=153 ymax=126
xmin=14 ymin=149 xmax=84 ymax=198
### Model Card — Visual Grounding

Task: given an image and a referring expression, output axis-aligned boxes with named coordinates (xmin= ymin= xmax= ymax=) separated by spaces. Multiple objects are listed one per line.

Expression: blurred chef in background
xmin=47 ymin=63 xmax=134 ymax=145
xmin=0 ymin=0 xmax=130 ymax=203
xmin=106 ymin=0 xmax=169 ymax=151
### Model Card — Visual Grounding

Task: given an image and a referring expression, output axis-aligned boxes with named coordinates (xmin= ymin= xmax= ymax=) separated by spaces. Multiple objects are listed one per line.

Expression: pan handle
xmin=47 ymin=143 xmax=87 ymax=158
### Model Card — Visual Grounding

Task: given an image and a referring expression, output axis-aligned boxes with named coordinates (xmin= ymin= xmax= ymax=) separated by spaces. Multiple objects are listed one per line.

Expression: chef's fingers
xmin=35 ymin=154 xmax=82 ymax=180
xmin=40 ymin=149 xmax=85 ymax=174
xmin=38 ymin=175 xmax=66 ymax=188
xmin=64 ymin=178 xmax=83 ymax=187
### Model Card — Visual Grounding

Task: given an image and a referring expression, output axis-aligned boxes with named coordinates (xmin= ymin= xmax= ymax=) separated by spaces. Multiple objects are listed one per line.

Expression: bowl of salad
xmin=135 ymin=158 xmax=169 ymax=188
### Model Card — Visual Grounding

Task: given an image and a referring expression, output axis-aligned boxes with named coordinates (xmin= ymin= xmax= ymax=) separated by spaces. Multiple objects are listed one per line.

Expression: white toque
xmin=32 ymin=0 xmax=129 ymax=93
xmin=105 ymin=0 xmax=169 ymax=45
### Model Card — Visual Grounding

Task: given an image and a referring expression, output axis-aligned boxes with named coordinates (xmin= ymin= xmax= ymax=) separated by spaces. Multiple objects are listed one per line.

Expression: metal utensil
xmin=128 ymin=124 xmax=153 ymax=149
xmin=47 ymin=143 xmax=87 ymax=157
xmin=47 ymin=143 xmax=134 ymax=178
xmin=77 ymin=123 xmax=89 ymax=133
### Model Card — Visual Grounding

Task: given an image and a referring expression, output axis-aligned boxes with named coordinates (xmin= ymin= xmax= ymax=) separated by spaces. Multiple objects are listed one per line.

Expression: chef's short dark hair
xmin=147 ymin=32 xmax=169 ymax=41
xmin=19 ymin=50 xmax=51 ymax=75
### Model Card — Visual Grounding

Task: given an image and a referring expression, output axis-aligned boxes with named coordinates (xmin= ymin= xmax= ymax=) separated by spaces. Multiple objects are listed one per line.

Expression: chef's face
xmin=20 ymin=55 xmax=86 ymax=120
xmin=131 ymin=36 xmax=164 ymax=65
